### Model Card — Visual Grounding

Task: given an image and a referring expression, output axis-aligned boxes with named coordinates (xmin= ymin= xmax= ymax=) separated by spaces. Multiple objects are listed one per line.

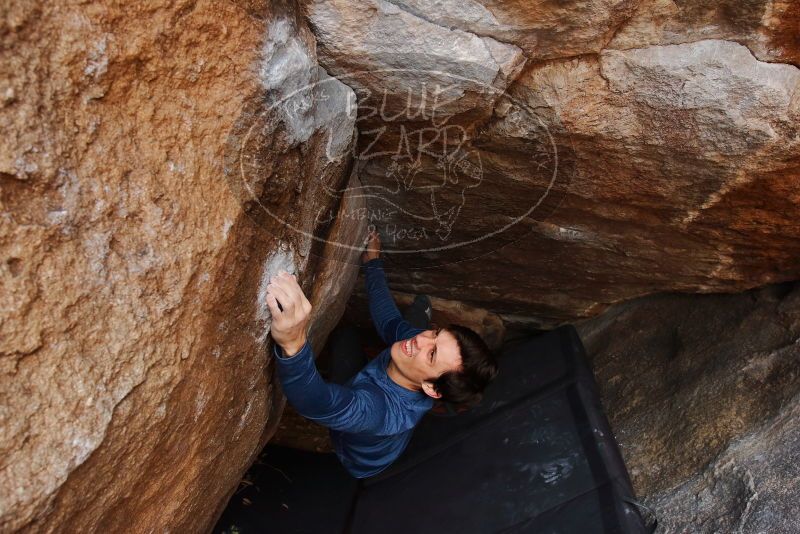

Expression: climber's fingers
xmin=272 ymin=271 xmax=313 ymax=319
xmin=266 ymin=293 xmax=283 ymax=317
xmin=267 ymin=280 xmax=293 ymax=315
xmin=285 ymin=273 xmax=313 ymax=313
xmin=361 ymin=228 xmax=382 ymax=263
xmin=366 ymin=228 xmax=381 ymax=250
xmin=274 ymin=272 xmax=297 ymax=300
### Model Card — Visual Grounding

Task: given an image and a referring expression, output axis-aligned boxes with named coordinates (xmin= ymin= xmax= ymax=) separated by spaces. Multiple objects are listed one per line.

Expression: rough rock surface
xmin=1 ymin=1 xmax=363 ymax=532
xmin=577 ymin=281 xmax=800 ymax=531
xmin=645 ymin=393 xmax=800 ymax=534
xmin=4 ymin=0 xmax=800 ymax=531
xmin=470 ymin=39 xmax=800 ymax=324
xmin=337 ymin=0 xmax=640 ymax=61
xmin=306 ymin=0 xmax=800 ymax=326
xmin=609 ymin=0 xmax=800 ymax=66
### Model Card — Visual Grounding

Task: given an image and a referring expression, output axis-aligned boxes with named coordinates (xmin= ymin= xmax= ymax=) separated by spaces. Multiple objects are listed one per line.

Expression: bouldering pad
xmin=214 ymin=326 xmax=649 ymax=533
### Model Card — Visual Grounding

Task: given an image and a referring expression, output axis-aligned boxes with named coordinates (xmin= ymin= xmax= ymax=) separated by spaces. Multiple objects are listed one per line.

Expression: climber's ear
xmin=421 ymin=381 xmax=441 ymax=399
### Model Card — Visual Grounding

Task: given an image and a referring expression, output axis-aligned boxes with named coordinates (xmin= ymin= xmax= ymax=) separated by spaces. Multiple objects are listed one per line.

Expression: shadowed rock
xmin=577 ymin=282 xmax=800 ymax=532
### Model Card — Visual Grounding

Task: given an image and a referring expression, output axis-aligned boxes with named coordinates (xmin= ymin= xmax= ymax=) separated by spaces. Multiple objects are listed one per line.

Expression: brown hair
xmin=431 ymin=324 xmax=498 ymax=407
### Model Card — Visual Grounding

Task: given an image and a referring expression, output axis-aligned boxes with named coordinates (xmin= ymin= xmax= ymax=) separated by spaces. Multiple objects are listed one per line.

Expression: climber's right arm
xmin=272 ymin=342 xmax=386 ymax=432
xmin=266 ymin=270 xmax=386 ymax=433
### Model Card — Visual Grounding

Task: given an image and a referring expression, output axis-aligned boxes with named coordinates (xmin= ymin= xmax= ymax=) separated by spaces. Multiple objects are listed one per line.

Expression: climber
xmin=265 ymin=229 xmax=498 ymax=478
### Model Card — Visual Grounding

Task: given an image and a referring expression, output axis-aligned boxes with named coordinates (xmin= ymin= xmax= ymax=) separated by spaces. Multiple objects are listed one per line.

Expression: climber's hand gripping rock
xmin=266 ymin=271 xmax=312 ymax=356
xmin=361 ymin=228 xmax=381 ymax=264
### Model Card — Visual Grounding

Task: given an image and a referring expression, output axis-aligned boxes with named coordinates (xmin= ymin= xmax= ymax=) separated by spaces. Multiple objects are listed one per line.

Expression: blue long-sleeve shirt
xmin=273 ymin=259 xmax=433 ymax=478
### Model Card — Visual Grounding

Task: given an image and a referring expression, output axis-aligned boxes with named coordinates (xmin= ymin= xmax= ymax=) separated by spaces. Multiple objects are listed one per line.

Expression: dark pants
xmin=329 ymin=301 xmax=431 ymax=385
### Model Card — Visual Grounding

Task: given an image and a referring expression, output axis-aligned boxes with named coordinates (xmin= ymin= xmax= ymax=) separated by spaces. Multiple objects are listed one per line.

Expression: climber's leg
xmin=403 ymin=294 xmax=432 ymax=330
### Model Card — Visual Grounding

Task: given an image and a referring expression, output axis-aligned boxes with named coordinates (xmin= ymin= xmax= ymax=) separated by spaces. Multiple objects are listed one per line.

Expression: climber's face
xmin=389 ymin=328 xmax=462 ymax=398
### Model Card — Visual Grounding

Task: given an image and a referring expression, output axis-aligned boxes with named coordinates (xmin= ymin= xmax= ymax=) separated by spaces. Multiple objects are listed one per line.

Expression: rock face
xmin=1 ymin=1 xmax=363 ymax=532
xmin=477 ymin=39 xmax=800 ymax=324
xmin=328 ymin=0 xmax=640 ymax=61
xmin=306 ymin=0 xmax=800 ymax=326
xmin=3 ymin=0 xmax=800 ymax=531
xmin=646 ymin=394 xmax=800 ymax=534
xmin=577 ymin=281 xmax=800 ymax=532
xmin=609 ymin=0 xmax=800 ymax=65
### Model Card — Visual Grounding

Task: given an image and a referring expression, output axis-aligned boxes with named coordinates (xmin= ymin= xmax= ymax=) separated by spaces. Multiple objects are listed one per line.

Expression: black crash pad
xmin=214 ymin=325 xmax=649 ymax=534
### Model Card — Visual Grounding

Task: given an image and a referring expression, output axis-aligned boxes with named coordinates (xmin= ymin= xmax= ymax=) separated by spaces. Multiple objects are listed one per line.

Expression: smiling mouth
xmin=402 ymin=337 xmax=416 ymax=357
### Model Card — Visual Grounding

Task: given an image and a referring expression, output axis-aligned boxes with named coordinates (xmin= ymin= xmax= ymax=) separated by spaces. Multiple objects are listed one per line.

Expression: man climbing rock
xmin=265 ymin=230 xmax=498 ymax=478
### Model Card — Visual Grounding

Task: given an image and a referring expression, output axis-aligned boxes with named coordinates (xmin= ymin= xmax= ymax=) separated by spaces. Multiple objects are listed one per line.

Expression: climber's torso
xmin=330 ymin=347 xmax=433 ymax=478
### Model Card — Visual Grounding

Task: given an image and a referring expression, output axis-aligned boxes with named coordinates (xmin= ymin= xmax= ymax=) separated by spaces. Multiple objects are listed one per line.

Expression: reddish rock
xmin=3 ymin=0 xmax=800 ymax=531
xmin=307 ymin=1 xmax=800 ymax=326
xmin=0 ymin=2 xmax=362 ymax=532
xmin=609 ymin=0 xmax=800 ymax=66
xmin=314 ymin=0 xmax=640 ymax=61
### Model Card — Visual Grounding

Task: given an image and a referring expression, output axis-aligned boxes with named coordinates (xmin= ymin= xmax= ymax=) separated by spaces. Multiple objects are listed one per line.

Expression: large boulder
xmin=306 ymin=0 xmax=800 ymax=327
xmin=577 ymin=281 xmax=800 ymax=532
xmin=320 ymin=0 xmax=640 ymax=61
xmin=3 ymin=0 xmax=800 ymax=530
xmin=466 ymin=39 xmax=800 ymax=324
xmin=608 ymin=0 xmax=800 ymax=65
xmin=0 ymin=1 xmax=363 ymax=532
xmin=645 ymin=393 xmax=800 ymax=534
